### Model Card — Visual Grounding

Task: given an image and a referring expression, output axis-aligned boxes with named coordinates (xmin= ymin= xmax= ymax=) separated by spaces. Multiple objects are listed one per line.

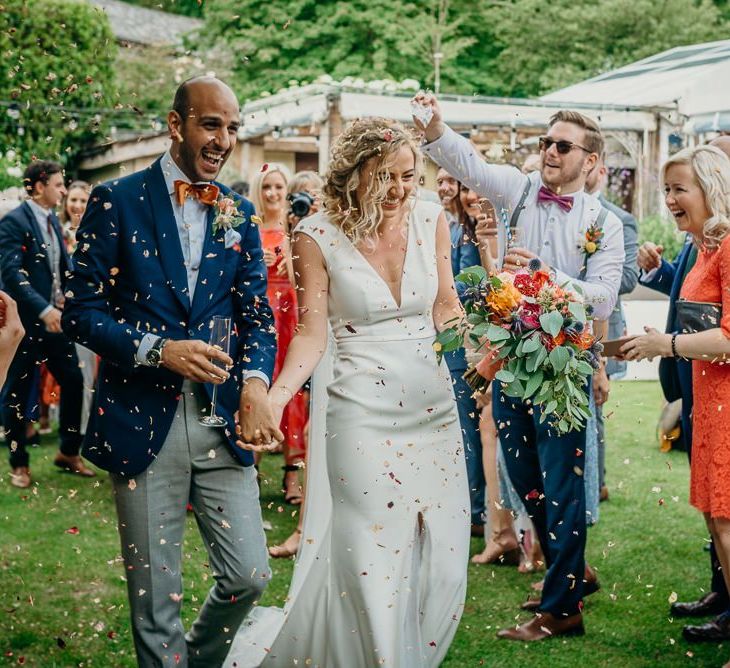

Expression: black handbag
xmin=676 ymin=300 xmax=722 ymax=333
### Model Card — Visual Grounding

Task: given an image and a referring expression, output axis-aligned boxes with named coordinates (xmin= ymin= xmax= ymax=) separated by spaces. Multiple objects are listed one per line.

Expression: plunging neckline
xmin=347 ymin=213 xmax=412 ymax=309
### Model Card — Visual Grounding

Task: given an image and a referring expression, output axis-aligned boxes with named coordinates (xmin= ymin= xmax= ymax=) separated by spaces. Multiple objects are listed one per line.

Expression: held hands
xmin=410 ymin=91 xmax=445 ymax=142
xmin=161 ymin=339 xmax=232 ymax=383
xmin=236 ymin=378 xmax=285 ymax=452
xmin=619 ymin=327 xmax=672 ymax=362
xmin=41 ymin=307 xmax=62 ymax=333
xmin=637 ymin=242 xmax=663 ymax=272
xmin=502 ymin=247 xmax=548 ymax=274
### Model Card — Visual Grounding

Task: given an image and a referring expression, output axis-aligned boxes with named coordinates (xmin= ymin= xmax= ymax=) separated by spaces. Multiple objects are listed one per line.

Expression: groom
xmin=62 ymin=77 xmax=280 ymax=667
xmin=413 ymin=93 xmax=624 ymax=641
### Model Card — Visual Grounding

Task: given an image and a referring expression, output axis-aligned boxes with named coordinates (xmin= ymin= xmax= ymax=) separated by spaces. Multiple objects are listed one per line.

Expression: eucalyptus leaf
xmin=539 ymin=310 xmax=564 ymax=337
xmin=548 ymin=346 xmax=570 ymax=372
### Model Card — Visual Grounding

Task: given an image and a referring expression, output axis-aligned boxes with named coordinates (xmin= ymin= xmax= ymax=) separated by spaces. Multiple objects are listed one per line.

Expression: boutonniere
xmin=213 ymin=196 xmax=244 ymax=235
xmin=579 ymin=221 xmax=604 ymax=256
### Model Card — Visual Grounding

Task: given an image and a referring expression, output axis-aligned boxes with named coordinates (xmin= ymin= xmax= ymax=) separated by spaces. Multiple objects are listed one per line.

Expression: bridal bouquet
xmin=436 ymin=260 xmax=603 ymax=434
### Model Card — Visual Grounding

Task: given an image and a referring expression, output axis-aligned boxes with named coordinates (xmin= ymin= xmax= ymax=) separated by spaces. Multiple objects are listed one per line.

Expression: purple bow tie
xmin=537 ymin=185 xmax=574 ymax=212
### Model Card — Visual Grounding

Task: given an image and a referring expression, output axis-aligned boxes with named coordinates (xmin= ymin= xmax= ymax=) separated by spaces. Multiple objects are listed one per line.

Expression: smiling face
xmin=65 ymin=186 xmax=89 ymax=227
xmin=540 ymin=121 xmax=596 ymax=193
xmin=436 ymin=168 xmax=458 ymax=212
xmin=262 ymin=170 xmax=288 ymax=213
xmin=664 ymin=163 xmax=711 ymax=237
xmin=356 ymin=145 xmax=416 ymax=223
xmin=459 ymin=183 xmax=481 ymax=219
xmin=168 ymin=79 xmax=240 ymax=182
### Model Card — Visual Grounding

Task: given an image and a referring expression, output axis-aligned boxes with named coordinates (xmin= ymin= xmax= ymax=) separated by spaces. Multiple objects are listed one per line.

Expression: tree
xmin=485 ymin=0 xmax=725 ymax=97
xmin=201 ymin=0 xmax=486 ymax=100
xmin=0 ymin=0 xmax=117 ymax=168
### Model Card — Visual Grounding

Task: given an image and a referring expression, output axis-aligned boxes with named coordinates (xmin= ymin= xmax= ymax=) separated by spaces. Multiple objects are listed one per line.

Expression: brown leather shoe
xmin=54 ymin=453 xmax=96 ymax=477
xmin=521 ymin=565 xmax=600 ymax=610
xmin=683 ymin=612 xmax=730 ymax=642
xmin=10 ymin=466 xmax=31 ymax=488
xmin=497 ymin=611 xmax=584 ymax=641
xmin=671 ymin=591 xmax=727 ymax=618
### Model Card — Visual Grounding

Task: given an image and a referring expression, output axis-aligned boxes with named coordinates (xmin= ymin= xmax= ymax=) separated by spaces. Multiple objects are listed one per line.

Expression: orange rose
xmin=532 ymin=270 xmax=550 ymax=291
xmin=578 ymin=332 xmax=595 ymax=350
xmin=475 ymin=348 xmax=504 ymax=381
xmin=485 ymin=282 xmax=522 ymax=318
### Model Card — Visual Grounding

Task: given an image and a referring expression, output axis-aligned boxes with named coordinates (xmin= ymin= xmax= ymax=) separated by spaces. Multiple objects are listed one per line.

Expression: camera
xmin=287 ymin=191 xmax=314 ymax=218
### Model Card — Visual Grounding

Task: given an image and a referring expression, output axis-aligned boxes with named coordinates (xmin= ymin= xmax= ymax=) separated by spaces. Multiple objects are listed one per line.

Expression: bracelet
xmin=671 ymin=334 xmax=679 ymax=358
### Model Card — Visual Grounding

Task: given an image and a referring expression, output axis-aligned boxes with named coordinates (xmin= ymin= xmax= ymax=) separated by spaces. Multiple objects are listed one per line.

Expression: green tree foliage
xmin=202 ymin=0 xmax=726 ymax=100
xmin=0 ymin=0 xmax=117 ymax=166
xmin=487 ymin=0 xmax=726 ymax=97
xmin=201 ymin=0 xmax=488 ymax=100
xmin=120 ymin=0 xmax=204 ymax=18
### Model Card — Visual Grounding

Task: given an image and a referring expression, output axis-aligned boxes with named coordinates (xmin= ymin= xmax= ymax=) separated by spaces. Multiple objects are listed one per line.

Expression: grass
xmin=0 ymin=381 xmax=724 ymax=667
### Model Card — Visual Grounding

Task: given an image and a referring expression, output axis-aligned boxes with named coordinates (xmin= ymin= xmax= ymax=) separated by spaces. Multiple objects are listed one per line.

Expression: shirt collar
xmin=27 ymin=198 xmax=50 ymax=220
xmin=160 ymin=151 xmax=212 ymax=197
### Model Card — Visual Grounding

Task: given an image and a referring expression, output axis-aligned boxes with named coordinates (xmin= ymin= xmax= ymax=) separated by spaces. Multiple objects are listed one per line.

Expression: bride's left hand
xmin=620 ymin=327 xmax=672 ymax=362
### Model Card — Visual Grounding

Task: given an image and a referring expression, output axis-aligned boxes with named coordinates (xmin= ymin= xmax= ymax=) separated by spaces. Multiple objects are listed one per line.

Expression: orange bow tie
xmin=174 ymin=180 xmax=220 ymax=207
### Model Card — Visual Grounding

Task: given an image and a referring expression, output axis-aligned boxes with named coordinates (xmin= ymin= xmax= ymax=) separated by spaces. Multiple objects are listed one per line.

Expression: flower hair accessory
xmin=382 ymin=129 xmax=393 ymax=142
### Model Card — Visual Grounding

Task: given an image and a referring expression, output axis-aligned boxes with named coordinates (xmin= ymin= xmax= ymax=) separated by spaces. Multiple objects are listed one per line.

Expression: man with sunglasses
xmin=412 ymin=93 xmax=624 ymax=642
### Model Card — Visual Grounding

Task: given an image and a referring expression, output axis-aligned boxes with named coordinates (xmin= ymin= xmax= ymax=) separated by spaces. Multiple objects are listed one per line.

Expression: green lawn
xmin=0 ymin=381 xmax=725 ymax=667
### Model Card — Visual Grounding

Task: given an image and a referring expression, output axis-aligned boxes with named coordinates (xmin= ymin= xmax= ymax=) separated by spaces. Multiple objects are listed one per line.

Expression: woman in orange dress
xmin=251 ymin=163 xmax=308 ymax=505
xmin=623 ymin=145 xmax=730 ymax=654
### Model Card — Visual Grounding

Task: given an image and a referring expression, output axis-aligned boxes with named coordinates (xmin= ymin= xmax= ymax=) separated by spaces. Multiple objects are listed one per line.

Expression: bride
xmin=230 ymin=118 xmax=470 ymax=667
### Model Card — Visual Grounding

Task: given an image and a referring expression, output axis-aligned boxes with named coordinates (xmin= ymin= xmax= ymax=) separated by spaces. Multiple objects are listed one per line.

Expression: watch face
xmin=147 ymin=348 xmax=161 ymax=366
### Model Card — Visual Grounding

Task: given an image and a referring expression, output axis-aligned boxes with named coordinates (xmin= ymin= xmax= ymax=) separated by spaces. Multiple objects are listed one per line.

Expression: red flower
xmin=513 ymin=272 xmax=538 ymax=297
xmin=532 ymin=270 xmax=550 ymax=291
xmin=520 ymin=302 xmax=541 ymax=329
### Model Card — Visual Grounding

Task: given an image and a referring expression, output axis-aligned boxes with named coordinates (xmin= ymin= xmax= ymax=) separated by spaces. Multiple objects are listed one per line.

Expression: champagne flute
xmin=198 ymin=315 xmax=231 ymax=428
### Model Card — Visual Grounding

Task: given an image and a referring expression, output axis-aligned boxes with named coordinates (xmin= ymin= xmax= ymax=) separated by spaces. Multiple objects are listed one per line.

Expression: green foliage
xmin=201 ymin=0 xmax=492 ymax=100
xmin=0 ymin=0 xmax=117 ymax=167
xmin=639 ymin=215 xmax=685 ymax=262
xmin=118 ymin=0 xmax=204 ymax=17
xmin=484 ymin=0 xmax=725 ymax=97
xmin=202 ymin=0 xmax=727 ymax=101
xmin=0 ymin=150 xmax=24 ymax=190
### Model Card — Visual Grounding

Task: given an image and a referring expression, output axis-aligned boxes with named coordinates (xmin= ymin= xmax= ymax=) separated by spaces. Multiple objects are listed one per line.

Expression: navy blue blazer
xmin=62 ymin=158 xmax=276 ymax=476
xmin=642 ymin=240 xmax=693 ymax=414
xmin=0 ymin=201 xmax=72 ymax=327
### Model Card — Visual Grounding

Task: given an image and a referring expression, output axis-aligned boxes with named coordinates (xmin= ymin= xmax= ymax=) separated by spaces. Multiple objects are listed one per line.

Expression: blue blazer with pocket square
xmin=62 ymin=158 xmax=276 ymax=476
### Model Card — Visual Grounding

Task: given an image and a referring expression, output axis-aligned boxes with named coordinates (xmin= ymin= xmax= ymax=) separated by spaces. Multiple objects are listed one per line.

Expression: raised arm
xmin=411 ymin=92 xmax=527 ymax=211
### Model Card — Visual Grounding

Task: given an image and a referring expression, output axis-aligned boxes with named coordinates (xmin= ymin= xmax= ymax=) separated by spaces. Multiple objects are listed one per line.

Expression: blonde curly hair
xmin=322 ymin=118 xmax=422 ymax=247
xmin=662 ymin=145 xmax=730 ymax=250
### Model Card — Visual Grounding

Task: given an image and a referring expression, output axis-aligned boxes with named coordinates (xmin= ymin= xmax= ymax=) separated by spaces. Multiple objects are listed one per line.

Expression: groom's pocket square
xmin=224 ymin=228 xmax=242 ymax=249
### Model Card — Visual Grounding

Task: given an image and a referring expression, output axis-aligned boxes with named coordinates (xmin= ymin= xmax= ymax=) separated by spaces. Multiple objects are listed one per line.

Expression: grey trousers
xmin=111 ymin=382 xmax=270 ymax=668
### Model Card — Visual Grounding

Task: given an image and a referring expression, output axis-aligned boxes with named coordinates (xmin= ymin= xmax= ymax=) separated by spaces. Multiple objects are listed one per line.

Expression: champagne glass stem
xmin=210 ymin=384 xmax=219 ymax=419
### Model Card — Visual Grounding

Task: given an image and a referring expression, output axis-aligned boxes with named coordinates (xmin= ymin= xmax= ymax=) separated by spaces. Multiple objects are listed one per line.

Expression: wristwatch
xmin=146 ymin=338 xmax=168 ymax=368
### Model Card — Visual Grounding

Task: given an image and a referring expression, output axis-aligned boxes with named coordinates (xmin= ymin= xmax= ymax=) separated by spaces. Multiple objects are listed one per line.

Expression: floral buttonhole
xmin=213 ymin=196 xmax=244 ymax=245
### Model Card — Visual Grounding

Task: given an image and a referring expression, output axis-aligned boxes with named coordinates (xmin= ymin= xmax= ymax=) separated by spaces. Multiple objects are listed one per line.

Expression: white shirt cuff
xmin=136 ymin=333 xmax=160 ymax=366
xmin=243 ymin=370 xmax=270 ymax=388
xmin=39 ymin=304 xmax=53 ymax=320
xmin=639 ymin=267 xmax=659 ymax=283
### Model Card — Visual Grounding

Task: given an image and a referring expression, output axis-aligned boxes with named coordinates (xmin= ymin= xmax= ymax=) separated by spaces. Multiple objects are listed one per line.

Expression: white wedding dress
xmin=226 ymin=200 xmax=470 ymax=668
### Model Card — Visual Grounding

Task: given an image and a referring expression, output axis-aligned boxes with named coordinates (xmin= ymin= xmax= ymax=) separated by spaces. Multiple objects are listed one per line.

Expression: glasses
xmin=539 ymin=136 xmax=592 ymax=155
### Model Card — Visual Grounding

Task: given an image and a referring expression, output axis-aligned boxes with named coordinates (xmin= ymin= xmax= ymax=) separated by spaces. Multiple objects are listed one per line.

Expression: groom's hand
xmin=236 ymin=377 xmax=284 ymax=452
xmin=411 ymin=91 xmax=445 ymax=143
xmin=161 ymin=339 xmax=232 ymax=383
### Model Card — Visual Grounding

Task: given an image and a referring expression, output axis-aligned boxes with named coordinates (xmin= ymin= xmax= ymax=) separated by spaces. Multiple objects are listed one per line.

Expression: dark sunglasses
xmin=539 ymin=136 xmax=592 ymax=155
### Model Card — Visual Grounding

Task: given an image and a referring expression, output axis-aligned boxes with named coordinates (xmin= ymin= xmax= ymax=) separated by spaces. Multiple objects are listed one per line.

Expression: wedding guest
xmin=0 ymin=290 xmax=25 ymax=390
xmin=252 ymin=163 xmax=308 ymax=505
xmin=0 ymin=160 xmax=91 ymax=488
xmin=585 ymin=156 xmax=639 ymax=500
xmin=436 ymin=167 xmax=459 ymax=222
xmin=414 ymin=93 xmax=624 ymax=641
xmin=622 ymin=145 xmax=730 ymax=652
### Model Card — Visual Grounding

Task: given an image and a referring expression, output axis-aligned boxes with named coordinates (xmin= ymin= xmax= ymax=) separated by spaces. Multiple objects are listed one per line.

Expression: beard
xmin=541 ymin=161 xmax=584 ymax=191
